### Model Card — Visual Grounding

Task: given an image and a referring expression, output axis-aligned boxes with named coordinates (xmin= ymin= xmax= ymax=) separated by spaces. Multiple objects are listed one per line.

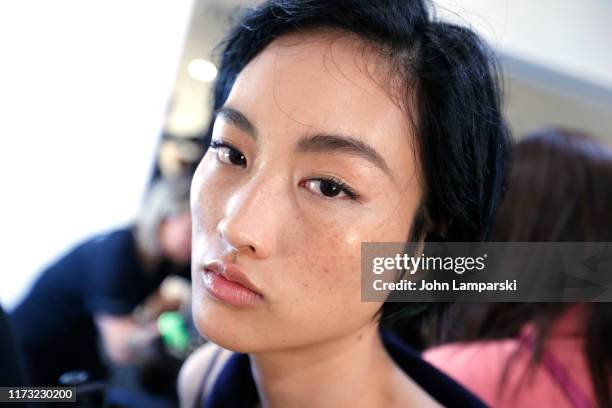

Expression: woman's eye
xmin=301 ymin=178 xmax=358 ymax=200
xmin=211 ymin=141 xmax=246 ymax=167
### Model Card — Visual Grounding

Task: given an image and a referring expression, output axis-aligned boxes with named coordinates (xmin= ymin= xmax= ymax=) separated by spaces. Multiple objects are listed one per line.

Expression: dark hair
xmin=205 ymin=0 xmax=510 ymax=323
xmin=447 ymin=128 xmax=612 ymax=407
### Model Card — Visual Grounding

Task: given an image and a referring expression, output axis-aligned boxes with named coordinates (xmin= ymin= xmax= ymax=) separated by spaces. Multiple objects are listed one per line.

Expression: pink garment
xmin=423 ymin=307 xmax=595 ymax=408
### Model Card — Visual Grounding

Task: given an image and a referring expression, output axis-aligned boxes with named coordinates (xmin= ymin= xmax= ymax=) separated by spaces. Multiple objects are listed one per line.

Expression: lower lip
xmin=201 ymin=270 xmax=264 ymax=307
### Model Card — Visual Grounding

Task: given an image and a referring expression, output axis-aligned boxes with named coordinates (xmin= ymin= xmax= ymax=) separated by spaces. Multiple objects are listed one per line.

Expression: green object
xmin=157 ymin=311 xmax=189 ymax=352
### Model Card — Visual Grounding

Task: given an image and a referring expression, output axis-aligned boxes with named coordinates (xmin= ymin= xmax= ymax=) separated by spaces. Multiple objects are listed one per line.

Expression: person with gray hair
xmin=135 ymin=176 xmax=192 ymax=266
xmin=11 ymin=176 xmax=193 ymax=387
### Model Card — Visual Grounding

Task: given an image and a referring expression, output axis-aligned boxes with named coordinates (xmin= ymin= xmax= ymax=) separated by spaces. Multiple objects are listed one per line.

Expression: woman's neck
xmin=248 ymin=323 xmax=437 ymax=408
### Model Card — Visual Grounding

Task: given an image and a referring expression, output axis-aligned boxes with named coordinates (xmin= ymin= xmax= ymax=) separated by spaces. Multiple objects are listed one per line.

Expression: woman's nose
xmin=216 ymin=177 xmax=280 ymax=260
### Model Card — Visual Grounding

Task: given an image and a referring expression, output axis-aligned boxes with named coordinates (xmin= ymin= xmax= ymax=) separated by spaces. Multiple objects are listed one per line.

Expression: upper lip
xmin=202 ymin=260 xmax=263 ymax=296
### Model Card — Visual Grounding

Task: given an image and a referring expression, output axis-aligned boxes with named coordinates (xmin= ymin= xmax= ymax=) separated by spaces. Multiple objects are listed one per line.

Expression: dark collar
xmin=204 ymin=330 xmax=487 ymax=408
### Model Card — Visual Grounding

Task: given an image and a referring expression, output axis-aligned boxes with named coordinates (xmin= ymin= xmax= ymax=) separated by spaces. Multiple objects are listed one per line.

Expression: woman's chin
xmin=192 ymin=306 xmax=264 ymax=353
xmin=196 ymin=324 xmax=265 ymax=353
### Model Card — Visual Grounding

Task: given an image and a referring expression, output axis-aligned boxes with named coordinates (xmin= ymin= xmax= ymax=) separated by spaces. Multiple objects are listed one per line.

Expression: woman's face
xmin=191 ymin=32 xmax=422 ymax=352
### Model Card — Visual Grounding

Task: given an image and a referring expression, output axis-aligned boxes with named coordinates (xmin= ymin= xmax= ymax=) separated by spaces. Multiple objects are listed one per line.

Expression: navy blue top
xmin=0 ymin=304 xmax=27 ymax=387
xmin=10 ymin=228 xmax=189 ymax=386
xmin=201 ymin=330 xmax=487 ymax=408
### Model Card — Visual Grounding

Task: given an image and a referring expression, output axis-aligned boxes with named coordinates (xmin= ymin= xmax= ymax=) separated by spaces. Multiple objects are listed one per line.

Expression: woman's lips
xmin=201 ymin=261 xmax=264 ymax=307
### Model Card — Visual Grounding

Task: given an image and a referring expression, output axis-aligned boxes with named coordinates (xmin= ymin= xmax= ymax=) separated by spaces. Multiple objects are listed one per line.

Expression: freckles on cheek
xmin=278 ymin=218 xmax=369 ymax=314
xmin=309 ymin=229 xmax=363 ymax=288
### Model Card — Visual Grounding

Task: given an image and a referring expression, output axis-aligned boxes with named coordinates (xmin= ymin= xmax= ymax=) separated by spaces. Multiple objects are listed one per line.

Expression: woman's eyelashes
xmin=210 ymin=140 xmax=247 ymax=167
xmin=210 ymin=140 xmax=359 ymax=201
xmin=300 ymin=177 xmax=359 ymax=201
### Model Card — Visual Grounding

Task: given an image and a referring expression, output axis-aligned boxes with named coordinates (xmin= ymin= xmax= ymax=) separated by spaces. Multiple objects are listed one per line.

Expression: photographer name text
xmin=373 ymin=279 xmax=518 ymax=292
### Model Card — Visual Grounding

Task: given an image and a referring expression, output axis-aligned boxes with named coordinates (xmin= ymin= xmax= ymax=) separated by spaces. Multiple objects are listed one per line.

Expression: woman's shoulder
xmin=70 ymin=227 xmax=135 ymax=262
xmin=425 ymin=338 xmax=519 ymax=363
xmin=424 ymin=339 xmax=519 ymax=379
xmin=424 ymin=335 xmax=594 ymax=407
xmin=178 ymin=342 xmax=234 ymax=408
xmin=422 ymin=339 xmax=523 ymax=405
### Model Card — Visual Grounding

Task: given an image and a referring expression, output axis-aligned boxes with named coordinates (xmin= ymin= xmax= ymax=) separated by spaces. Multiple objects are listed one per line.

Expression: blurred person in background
xmin=425 ymin=128 xmax=612 ymax=408
xmin=10 ymin=176 xmax=192 ymax=387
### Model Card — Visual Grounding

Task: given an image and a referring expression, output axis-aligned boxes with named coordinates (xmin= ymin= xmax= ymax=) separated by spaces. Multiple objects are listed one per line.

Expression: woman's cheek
xmin=287 ymin=229 xmax=380 ymax=335
xmin=296 ymin=224 xmax=364 ymax=292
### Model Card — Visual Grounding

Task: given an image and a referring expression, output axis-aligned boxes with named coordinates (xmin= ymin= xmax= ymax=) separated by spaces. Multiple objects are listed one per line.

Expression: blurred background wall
xmin=2 ymin=0 xmax=612 ymax=309
xmin=165 ymin=0 xmax=612 ymax=140
xmin=0 ymin=0 xmax=195 ymax=309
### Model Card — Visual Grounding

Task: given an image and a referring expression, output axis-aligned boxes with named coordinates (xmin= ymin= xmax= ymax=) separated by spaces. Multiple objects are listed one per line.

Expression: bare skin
xmin=249 ymin=322 xmax=440 ymax=408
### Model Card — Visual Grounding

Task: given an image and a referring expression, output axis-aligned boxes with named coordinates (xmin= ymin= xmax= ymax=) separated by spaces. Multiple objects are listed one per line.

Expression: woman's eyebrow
xmin=297 ymin=134 xmax=391 ymax=177
xmin=216 ymin=106 xmax=258 ymax=140
xmin=215 ymin=106 xmax=391 ymax=177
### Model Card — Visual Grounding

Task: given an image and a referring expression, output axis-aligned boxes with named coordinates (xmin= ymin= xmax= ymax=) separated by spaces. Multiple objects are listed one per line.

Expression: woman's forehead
xmin=224 ymin=31 xmax=415 ymax=162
